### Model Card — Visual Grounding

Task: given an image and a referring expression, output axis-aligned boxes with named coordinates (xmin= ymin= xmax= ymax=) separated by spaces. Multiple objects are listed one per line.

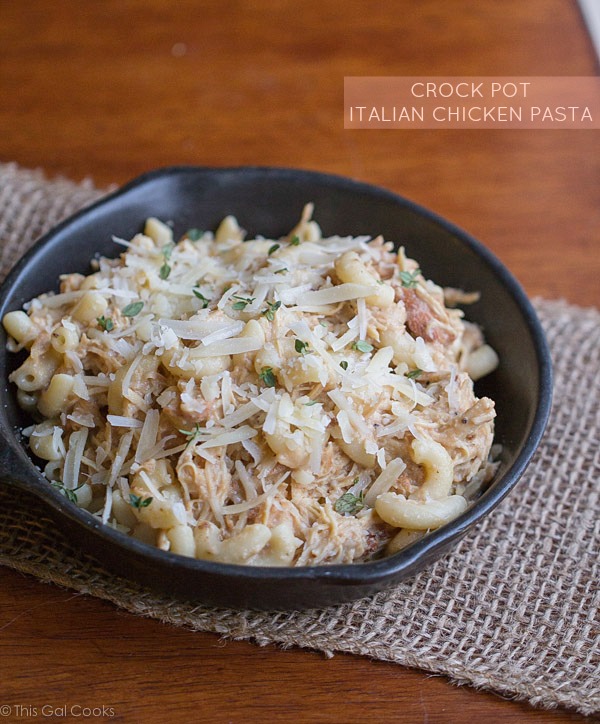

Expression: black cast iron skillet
xmin=0 ymin=166 xmax=552 ymax=610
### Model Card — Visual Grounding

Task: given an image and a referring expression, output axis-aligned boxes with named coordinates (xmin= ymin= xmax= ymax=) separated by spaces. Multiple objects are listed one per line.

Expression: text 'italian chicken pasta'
xmin=3 ymin=206 xmax=499 ymax=565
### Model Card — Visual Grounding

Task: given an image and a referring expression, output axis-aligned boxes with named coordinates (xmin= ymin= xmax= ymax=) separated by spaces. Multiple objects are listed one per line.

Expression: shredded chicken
xmin=3 ymin=208 xmax=499 ymax=566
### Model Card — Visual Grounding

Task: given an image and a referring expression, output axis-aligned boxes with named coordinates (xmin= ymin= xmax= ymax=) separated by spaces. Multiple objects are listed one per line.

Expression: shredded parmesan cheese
xmin=107 ymin=415 xmax=143 ymax=428
xmin=5 ymin=205 xmax=498 ymax=567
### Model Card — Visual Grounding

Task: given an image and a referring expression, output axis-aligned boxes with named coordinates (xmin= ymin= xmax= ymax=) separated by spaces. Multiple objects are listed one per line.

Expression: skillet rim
xmin=0 ymin=165 xmax=553 ymax=591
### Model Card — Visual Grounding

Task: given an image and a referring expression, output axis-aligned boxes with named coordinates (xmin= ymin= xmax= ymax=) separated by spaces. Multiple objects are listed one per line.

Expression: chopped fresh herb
xmin=51 ymin=481 xmax=84 ymax=504
xmin=339 ymin=360 xmax=349 ymax=371
xmin=122 ymin=301 xmax=144 ymax=317
xmin=274 ymin=268 xmax=288 ymax=275
xmin=262 ymin=300 xmax=282 ymax=321
xmin=305 ymin=400 xmax=318 ymax=406
xmin=178 ymin=423 xmax=204 ymax=448
xmin=129 ymin=493 xmax=153 ymax=509
xmin=259 ymin=366 xmax=276 ymax=388
xmin=232 ymin=294 xmax=255 ymax=311
xmin=407 ymin=368 xmax=423 ymax=379
xmin=319 ymin=321 xmax=328 ymax=327
xmin=97 ymin=315 xmax=114 ymax=332
xmin=295 ymin=339 xmax=309 ymax=355
xmin=289 ymin=235 xmax=300 ymax=246
xmin=187 ymin=228 xmax=202 ymax=241
xmin=159 ymin=244 xmax=173 ymax=279
xmin=193 ymin=288 xmax=210 ymax=308
xmin=334 ymin=490 xmax=365 ymax=516
xmin=268 ymin=243 xmax=280 ymax=256
xmin=178 ymin=423 xmax=203 ymax=438
xmin=352 ymin=340 xmax=374 ymax=353
xmin=399 ymin=268 xmax=421 ymax=288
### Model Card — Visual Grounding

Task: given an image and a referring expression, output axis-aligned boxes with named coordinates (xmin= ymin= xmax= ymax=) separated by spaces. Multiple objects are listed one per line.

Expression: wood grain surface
xmin=0 ymin=1 xmax=598 ymax=722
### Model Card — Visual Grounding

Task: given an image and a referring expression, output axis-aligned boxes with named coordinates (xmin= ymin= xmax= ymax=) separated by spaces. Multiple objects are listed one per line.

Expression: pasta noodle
xmin=2 ymin=206 xmax=499 ymax=565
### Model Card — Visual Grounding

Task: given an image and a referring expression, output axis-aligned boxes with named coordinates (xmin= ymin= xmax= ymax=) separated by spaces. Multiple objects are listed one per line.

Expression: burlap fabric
xmin=0 ymin=162 xmax=598 ymax=716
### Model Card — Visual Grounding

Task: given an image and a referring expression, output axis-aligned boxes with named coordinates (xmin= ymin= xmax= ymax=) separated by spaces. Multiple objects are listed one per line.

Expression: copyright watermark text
xmin=0 ymin=704 xmax=115 ymax=718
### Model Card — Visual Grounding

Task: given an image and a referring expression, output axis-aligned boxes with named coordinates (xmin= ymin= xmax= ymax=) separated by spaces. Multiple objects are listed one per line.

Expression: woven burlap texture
xmin=0 ymin=163 xmax=598 ymax=716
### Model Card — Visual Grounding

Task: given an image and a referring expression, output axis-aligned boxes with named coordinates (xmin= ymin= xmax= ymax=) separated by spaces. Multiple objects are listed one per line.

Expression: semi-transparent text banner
xmin=344 ymin=77 xmax=600 ymax=129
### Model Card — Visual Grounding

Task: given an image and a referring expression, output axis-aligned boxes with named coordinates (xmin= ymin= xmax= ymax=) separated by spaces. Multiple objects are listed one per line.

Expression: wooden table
xmin=0 ymin=1 xmax=598 ymax=722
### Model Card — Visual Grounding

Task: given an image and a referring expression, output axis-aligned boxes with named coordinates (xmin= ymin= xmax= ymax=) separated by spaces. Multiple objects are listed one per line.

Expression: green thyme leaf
xmin=274 ymin=268 xmax=288 ymax=275
xmin=289 ymin=235 xmax=300 ymax=246
xmin=268 ymin=243 xmax=280 ymax=256
xmin=51 ymin=481 xmax=84 ymax=504
xmin=406 ymin=368 xmax=423 ymax=379
xmin=334 ymin=490 xmax=365 ymax=516
xmin=305 ymin=400 xmax=318 ymax=406
xmin=399 ymin=268 xmax=421 ymax=288
xmin=352 ymin=340 xmax=374 ymax=353
xmin=178 ymin=423 xmax=203 ymax=438
xmin=122 ymin=301 xmax=144 ymax=317
xmin=97 ymin=315 xmax=114 ymax=332
xmin=178 ymin=423 xmax=204 ymax=447
xmin=159 ymin=243 xmax=174 ymax=279
xmin=262 ymin=300 xmax=282 ymax=322
xmin=259 ymin=366 xmax=276 ymax=388
xmin=339 ymin=360 xmax=349 ymax=370
xmin=129 ymin=493 xmax=153 ymax=509
xmin=232 ymin=294 xmax=255 ymax=311
xmin=295 ymin=339 xmax=309 ymax=355
xmin=193 ymin=289 xmax=210 ymax=308
xmin=186 ymin=228 xmax=202 ymax=241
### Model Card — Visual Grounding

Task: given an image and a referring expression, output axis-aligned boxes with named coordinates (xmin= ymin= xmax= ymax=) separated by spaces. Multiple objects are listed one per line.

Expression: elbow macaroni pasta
xmin=2 ymin=206 xmax=499 ymax=566
xmin=3 ymin=310 xmax=37 ymax=345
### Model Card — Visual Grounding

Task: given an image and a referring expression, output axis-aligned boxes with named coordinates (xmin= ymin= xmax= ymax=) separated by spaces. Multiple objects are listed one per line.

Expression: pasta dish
xmin=2 ymin=206 xmax=499 ymax=565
